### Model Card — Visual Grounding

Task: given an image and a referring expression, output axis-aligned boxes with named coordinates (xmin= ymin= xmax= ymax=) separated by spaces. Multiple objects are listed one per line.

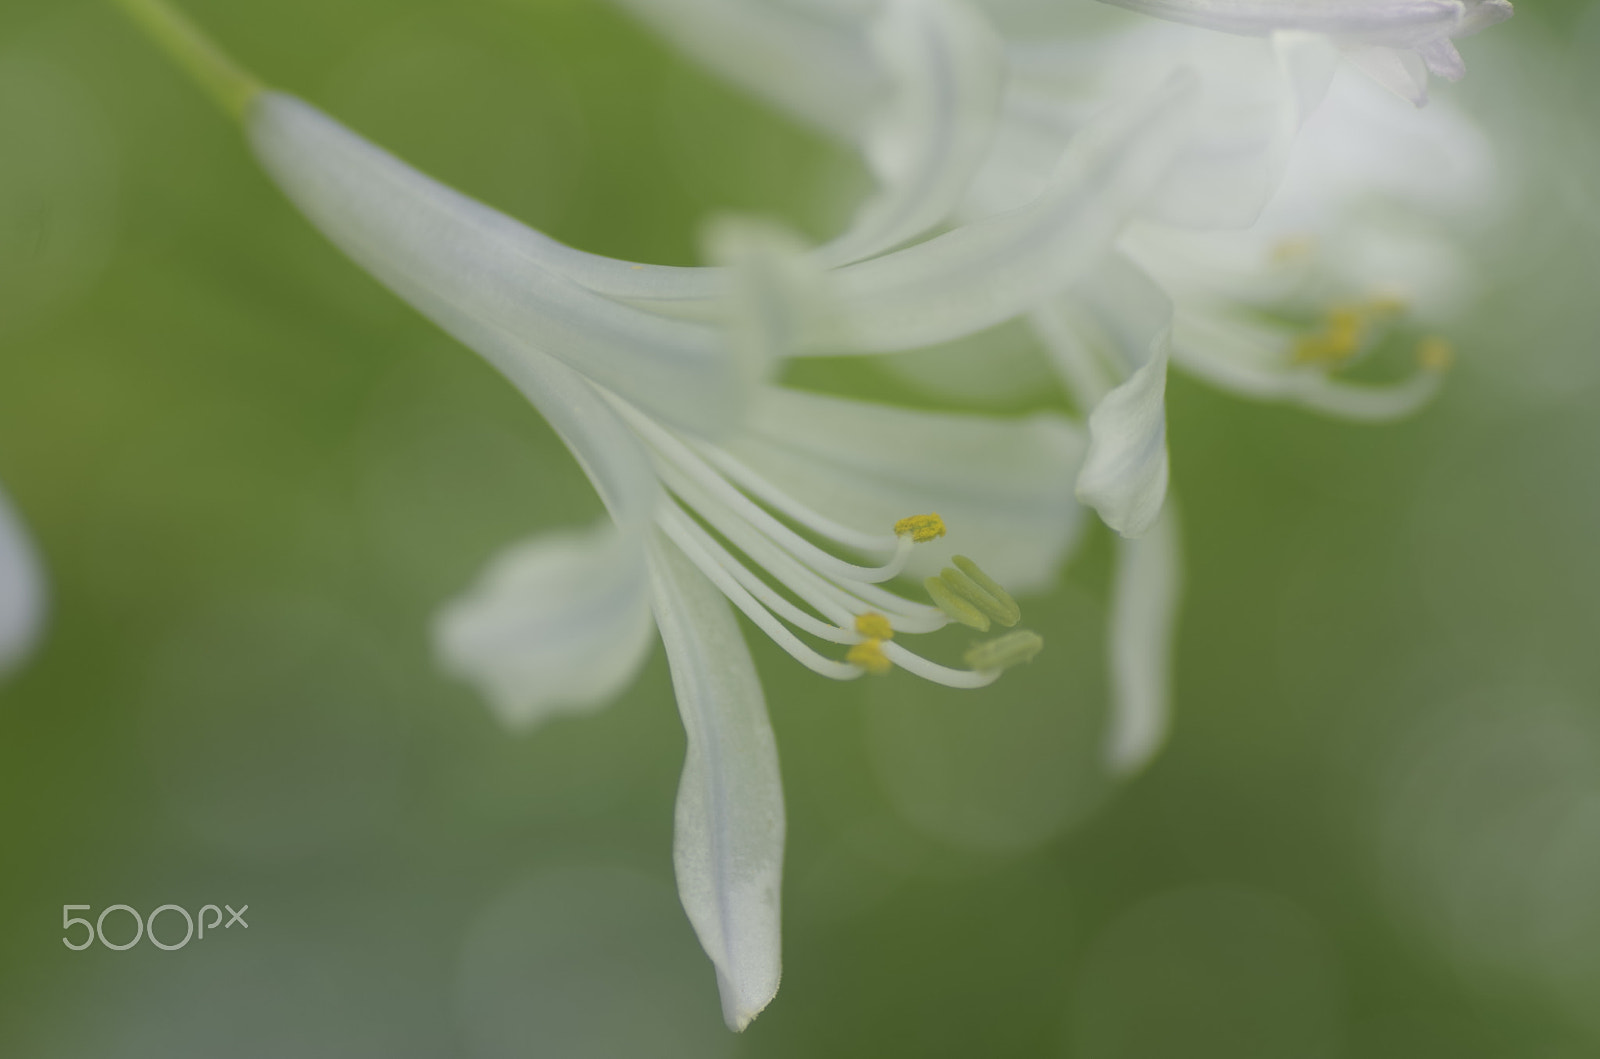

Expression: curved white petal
xmin=703 ymin=216 xmax=825 ymax=368
xmin=812 ymin=72 xmax=1196 ymax=352
xmin=1344 ymin=45 xmax=1431 ymax=105
xmin=1035 ymin=255 xmax=1173 ymax=538
xmin=246 ymin=92 xmax=755 ymax=438
xmin=980 ymin=27 xmax=1338 ymax=231
xmin=816 ymin=0 xmax=1007 ymax=266
xmin=433 ymin=522 xmax=657 ymax=729
xmin=1095 ymin=0 xmax=1466 ymax=49
xmin=722 ymin=387 xmax=1086 ymax=591
xmin=1105 ymin=501 xmax=1182 ymax=775
xmin=0 ymin=484 xmax=46 ymax=678
xmin=611 ymin=0 xmax=881 ymax=139
xmin=647 ymin=531 xmax=784 ymax=1032
xmin=810 ymin=71 xmax=1198 ymax=352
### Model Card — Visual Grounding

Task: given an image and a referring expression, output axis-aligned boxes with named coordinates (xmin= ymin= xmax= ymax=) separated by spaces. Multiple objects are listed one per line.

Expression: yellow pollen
xmin=1270 ymin=236 xmax=1316 ymax=264
xmin=1292 ymin=304 xmax=1367 ymax=366
xmin=1367 ymin=292 xmax=1409 ymax=318
xmin=846 ymin=639 xmax=893 ymax=675
xmin=894 ymin=513 xmax=946 ymax=543
xmin=1417 ymin=335 xmax=1454 ymax=371
xmin=854 ymin=612 xmax=894 ymax=640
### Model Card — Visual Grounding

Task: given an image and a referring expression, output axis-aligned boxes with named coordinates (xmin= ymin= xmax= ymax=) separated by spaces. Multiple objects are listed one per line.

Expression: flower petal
xmin=433 ymin=521 xmax=657 ymax=729
xmin=813 ymin=70 xmax=1200 ymax=352
xmin=1095 ymin=0 xmax=1466 ymax=49
xmin=612 ymin=0 xmax=880 ymax=139
xmin=0 ymin=484 xmax=46 ymax=678
xmin=816 ymin=0 xmax=1007 ymax=266
xmin=1343 ymin=45 xmax=1431 ymax=105
xmin=1034 ymin=254 xmax=1173 ymax=538
xmin=1105 ymin=501 xmax=1182 ymax=774
xmin=647 ymin=531 xmax=784 ymax=1032
xmin=702 ymin=216 xmax=825 ymax=367
xmin=246 ymin=92 xmax=756 ymax=438
xmin=721 ymin=387 xmax=1087 ymax=591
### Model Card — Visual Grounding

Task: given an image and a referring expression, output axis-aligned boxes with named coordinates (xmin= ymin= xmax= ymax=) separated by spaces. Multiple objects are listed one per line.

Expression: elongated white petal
xmin=647 ymin=532 xmax=784 ymax=1032
xmin=703 ymin=216 xmax=824 ymax=367
xmin=1105 ymin=502 xmax=1182 ymax=774
xmin=0 ymin=484 xmax=46 ymax=678
xmin=986 ymin=28 xmax=1338 ymax=231
xmin=1147 ymin=29 xmax=1340 ymax=229
xmin=433 ymin=522 xmax=657 ymax=729
xmin=816 ymin=0 xmax=1007 ymax=266
xmin=1459 ymin=0 xmax=1514 ymax=36
xmin=1035 ymin=255 xmax=1173 ymax=538
xmin=722 ymin=387 xmax=1086 ymax=591
xmin=1096 ymin=0 xmax=1466 ymax=49
xmin=1172 ymin=309 xmax=1445 ymax=420
xmin=1343 ymin=45 xmax=1431 ymax=105
xmin=246 ymin=92 xmax=755 ymax=438
xmin=612 ymin=0 xmax=880 ymax=139
xmin=814 ymin=71 xmax=1199 ymax=352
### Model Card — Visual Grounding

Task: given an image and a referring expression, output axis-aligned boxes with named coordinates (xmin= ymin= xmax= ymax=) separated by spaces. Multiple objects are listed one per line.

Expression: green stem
xmin=111 ymin=0 xmax=263 ymax=120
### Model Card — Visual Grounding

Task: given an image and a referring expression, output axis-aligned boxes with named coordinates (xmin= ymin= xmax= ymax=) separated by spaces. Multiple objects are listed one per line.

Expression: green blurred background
xmin=3 ymin=1 xmax=1599 ymax=1055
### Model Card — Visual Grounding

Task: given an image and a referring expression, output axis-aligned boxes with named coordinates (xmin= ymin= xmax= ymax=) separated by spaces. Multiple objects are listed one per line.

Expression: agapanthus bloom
xmin=114 ymin=0 xmax=1133 ymax=1028
xmin=0 ymin=482 xmax=46 ymax=679
xmin=613 ymin=0 xmax=1508 ymax=769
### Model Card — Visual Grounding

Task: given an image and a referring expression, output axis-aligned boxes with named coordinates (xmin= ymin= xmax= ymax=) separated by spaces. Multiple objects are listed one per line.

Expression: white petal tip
xmin=431 ymin=526 xmax=656 ymax=729
xmin=718 ymin=971 xmax=780 ymax=1032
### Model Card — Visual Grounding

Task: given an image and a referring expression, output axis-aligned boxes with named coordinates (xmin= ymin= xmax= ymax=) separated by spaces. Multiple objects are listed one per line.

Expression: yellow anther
xmin=846 ymin=639 xmax=893 ymax=675
xmin=1292 ymin=304 xmax=1368 ymax=366
xmin=1366 ymin=292 xmax=1409 ymax=318
xmin=1270 ymin=235 xmax=1316 ymax=264
xmin=925 ymin=576 xmax=990 ymax=632
xmin=950 ymin=556 xmax=1021 ymax=627
xmin=964 ymin=630 xmax=1044 ymax=671
xmin=894 ymin=513 xmax=946 ymax=543
xmin=854 ymin=612 xmax=895 ymax=641
xmin=1417 ymin=335 xmax=1454 ymax=371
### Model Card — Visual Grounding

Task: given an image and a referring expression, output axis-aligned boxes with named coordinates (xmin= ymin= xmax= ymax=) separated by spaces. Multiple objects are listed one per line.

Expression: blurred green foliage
xmin=2 ymin=1 xmax=1600 ymax=1056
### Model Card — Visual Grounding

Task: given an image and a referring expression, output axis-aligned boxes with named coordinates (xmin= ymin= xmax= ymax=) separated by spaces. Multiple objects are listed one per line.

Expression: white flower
xmin=117 ymin=0 xmax=1099 ymax=1029
xmin=1115 ymin=64 xmax=1496 ymax=419
xmin=0 ymin=482 xmax=46 ymax=679
xmin=612 ymin=0 xmax=1504 ymax=774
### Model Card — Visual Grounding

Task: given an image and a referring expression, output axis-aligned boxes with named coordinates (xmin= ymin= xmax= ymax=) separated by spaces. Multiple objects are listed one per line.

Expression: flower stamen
xmin=894 ymin=513 xmax=946 ymax=542
xmin=944 ymin=556 xmax=1021 ymax=627
xmin=854 ymin=612 xmax=895 ymax=640
xmin=964 ymin=630 xmax=1044 ymax=671
xmin=925 ymin=575 xmax=991 ymax=631
xmin=847 ymin=639 xmax=893 ymax=675
xmin=1292 ymin=304 xmax=1368 ymax=366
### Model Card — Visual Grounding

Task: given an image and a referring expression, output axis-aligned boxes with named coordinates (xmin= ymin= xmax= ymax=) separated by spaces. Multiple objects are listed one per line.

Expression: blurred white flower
xmin=0 ymin=482 xmax=46 ymax=679
xmin=117 ymin=0 xmax=1105 ymax=1029
xmin=613 ymin=0 xmax=1506 ymax=773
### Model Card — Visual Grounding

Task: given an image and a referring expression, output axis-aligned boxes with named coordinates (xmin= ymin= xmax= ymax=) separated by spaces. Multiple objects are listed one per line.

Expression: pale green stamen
xmin=964 ymin=630 xmax=1044 ymax=671
xmin=112 ymin=0 xmax=263 ymax=121
xmin=925 ymin=576 xmax=990 ymax=632
xmin=945 ymin=556 xmax=1021 ymax=627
